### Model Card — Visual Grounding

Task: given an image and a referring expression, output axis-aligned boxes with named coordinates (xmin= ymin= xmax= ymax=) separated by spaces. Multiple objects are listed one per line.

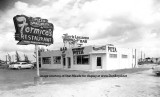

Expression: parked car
xmin=33 ymin=62 xmax=41 ymax=68
xmin=9 ymin=62 xmax=34 ymax=69
xmin=152 ymin=65 xmax=160 ymax=76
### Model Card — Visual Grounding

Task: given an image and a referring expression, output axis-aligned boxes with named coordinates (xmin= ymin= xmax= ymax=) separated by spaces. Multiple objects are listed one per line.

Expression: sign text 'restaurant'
xmin=13 ymin=15 xmax=54 ymax=45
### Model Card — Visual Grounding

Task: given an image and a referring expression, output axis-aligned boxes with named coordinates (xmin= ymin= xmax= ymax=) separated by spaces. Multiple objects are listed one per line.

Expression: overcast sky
xmin=0 ymin=0 xmax=160 ymax=61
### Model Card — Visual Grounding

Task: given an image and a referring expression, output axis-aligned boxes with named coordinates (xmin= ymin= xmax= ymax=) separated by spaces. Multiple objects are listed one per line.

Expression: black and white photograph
xmin=0 ymin=0 xmax=160 ymax=97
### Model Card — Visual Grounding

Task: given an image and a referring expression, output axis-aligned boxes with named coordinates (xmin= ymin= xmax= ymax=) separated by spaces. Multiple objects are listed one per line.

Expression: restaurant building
xmin=40 ymin=45 xmax=137 ymax=70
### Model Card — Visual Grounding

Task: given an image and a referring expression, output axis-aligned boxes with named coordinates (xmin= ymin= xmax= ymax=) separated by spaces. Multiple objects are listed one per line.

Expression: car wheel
xmin=31 ymin=66 xmax=34 ymax=69
xmin=156 ymin=73 xmax=160 ymax=76
xmin=18 ymin=66 xmax=21 ymax=70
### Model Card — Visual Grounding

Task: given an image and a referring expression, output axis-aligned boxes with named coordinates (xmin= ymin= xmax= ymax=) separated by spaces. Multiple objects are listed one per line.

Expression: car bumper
xmin=153 ymin=70 xmax=160 ymax=74
xmin=9 ymin=66 xmax=18 ymax=69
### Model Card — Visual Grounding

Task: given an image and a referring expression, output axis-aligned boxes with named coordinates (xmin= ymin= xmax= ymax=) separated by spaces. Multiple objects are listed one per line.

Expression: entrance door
xmin=63 ymin=57 xmax=66 ymax=67
xmin=97 ymin=57 xmax=102 ymax=69
xmin=68 ymin=57 xmax=71 ymax=68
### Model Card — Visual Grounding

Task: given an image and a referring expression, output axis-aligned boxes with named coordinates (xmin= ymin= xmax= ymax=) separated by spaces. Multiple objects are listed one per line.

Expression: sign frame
xmin=13 ymin=15 xmax=54 ymax=46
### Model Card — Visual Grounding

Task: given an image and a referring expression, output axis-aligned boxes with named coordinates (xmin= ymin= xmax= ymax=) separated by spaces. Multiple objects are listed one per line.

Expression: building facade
xmin=40 ymin=45 xmax=137 ymax=70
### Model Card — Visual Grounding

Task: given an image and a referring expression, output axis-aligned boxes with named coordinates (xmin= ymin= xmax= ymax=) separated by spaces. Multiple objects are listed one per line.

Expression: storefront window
xmin=122 ymin=54 xmax=128 ymax=58
xmin=73 ymin=56 xmax=76 ymax=64
xmin=53 ymin=56 xmax=61 ymax=64
xmin=109 ymin=54 xmax=117 ymax=58
xmin=82 ymin=55 xmax=89 ymax=64
xmin=42 ymin=57 xmax=51 ymax=64
xmin=132 ymin=55 xmax=135 ymax=58
xmin=75 ymin=55 xmax=89 ymax=65
xmin=77 ymin=55 xmax=82 ymax=64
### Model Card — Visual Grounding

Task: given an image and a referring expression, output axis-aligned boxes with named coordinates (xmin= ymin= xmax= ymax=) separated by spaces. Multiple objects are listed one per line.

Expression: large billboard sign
xmin=13 ymin=15 xmax=54 ymax=46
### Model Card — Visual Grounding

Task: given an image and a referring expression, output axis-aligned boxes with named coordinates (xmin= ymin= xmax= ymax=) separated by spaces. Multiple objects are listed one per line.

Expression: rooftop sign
xmin=13 ymin=15 xmax=54 ymax=46
xmin=62 ymin=34 xmax=89 ymax=43
xmin=93 ymin=46 xmax=106 ymax=51
xmin=108 ymin=46 xmax=117 ymax=52
xmin=62 ymin=33 xmax=89 ymax=47
xmin=72 ymin=47 xmax=84 ymax=55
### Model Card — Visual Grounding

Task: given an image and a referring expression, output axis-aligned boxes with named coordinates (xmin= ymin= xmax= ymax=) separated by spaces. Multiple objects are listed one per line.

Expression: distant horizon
xmin=1 ymin=42 xmax=159 ymax=62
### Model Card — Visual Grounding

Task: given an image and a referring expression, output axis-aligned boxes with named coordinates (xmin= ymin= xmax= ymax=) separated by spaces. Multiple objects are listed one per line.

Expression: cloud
xmin=92 ymin=16 xmax=144 ymax=42
xmin=0 ymin=0 xmax=160 ymax=59
xmin=0 ymin=32 xmax=36 ymax=61
xmin=14 ymin=1 xmax=28 ymax=10
xmin=0 ymin=33 xmax=35 ymax=52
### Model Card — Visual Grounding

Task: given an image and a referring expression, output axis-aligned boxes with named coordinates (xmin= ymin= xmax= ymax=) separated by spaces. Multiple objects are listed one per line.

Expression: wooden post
xmin=34 ymin=44 xmax=42 ymax=85
xmin=36 ymin=44 xmax=40 ymax=77
xmin=134 ymin=49 xmax=137 ymax=67
xmin=6 ymin=55 xmax=7 ymax=64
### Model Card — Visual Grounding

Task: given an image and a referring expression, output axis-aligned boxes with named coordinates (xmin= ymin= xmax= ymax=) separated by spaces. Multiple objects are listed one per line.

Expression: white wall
xmin=40 ymin=45 xmax=137 ymax=70
xmin=106 ymin=46 xmax=136 ymax=70
xmin=90 ymin=54 xmax=106 ymax=70
xmin=41 ymin=50 xmax=63 ymax=69
xmin=71 ymin=65 xmax=91 ymax=70
xmin=106 ymin=53 xmax=119 ymax=70
xmin=41 ymin=64 xmax=63 ymax=69
xmin=118 ymin=48 xmax=129 ymax=69
xmin=69 ymin=46 xmax=93 ymax=70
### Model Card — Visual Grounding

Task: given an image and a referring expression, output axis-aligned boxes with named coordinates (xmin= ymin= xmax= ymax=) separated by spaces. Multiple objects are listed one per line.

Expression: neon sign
xmin=108 ymin=46 xmax=117 ymax=52
xmin=13 ymin=15 xmax=54 ymax=45
xmin=93 ymin=46 xmax=106 ymax=51
xmin=62 ymin=33 xmax=89 ymax=46
xmin=72 ymin=47 xmax=84 ymax=55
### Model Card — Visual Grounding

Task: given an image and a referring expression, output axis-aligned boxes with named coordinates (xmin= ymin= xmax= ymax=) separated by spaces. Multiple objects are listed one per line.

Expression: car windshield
xmin=10 ymin=62 xmax=19 ymax=64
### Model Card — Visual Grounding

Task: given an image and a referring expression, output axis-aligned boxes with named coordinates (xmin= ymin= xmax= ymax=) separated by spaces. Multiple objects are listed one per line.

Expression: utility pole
xmin=6 ymin=55 xmax=7 ymax=64
xmin=135 ymin=49 xmax=137 ymax=67
xmin=141 ymin=51 xmax=142 ymax=62
xmin=35 ymin=45 xmax=40 ymax=77
xmin=12 ymin=55 xmax=14 ymax=62
xmin=144 ymin=53 xmax=145 ymax=62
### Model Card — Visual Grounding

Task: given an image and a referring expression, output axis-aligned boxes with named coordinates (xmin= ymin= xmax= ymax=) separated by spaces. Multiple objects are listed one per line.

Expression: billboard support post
xmin=34 ymin=44 xmax=43 ymax=85
xmin=36 ymin=44 xmax=40 ymax=77
xmin=13 ymin=15 xmax=54 ymax=85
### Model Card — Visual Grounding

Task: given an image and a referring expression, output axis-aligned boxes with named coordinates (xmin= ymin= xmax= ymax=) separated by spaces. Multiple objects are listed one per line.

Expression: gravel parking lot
xmin=0 ymin=66 xmax=159 ymax=97
xmin=0 ymin=68 xmax=37 ymax=90
xmin=0 ymin=67 xmax=149 ymax=90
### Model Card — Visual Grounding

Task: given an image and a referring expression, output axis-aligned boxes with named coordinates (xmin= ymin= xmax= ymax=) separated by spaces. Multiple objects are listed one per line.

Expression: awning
xmin=89 ymin=52 xmax=106 ymax=54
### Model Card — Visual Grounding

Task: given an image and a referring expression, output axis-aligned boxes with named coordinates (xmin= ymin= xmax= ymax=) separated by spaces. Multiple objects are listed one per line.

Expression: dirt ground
xmin=0 ymin=68 xmax=160 ymax=97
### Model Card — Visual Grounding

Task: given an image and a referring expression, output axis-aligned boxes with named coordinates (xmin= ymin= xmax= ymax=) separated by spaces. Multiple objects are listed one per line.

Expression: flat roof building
xmin=40 ymin=45 xmax=137 ymax=70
